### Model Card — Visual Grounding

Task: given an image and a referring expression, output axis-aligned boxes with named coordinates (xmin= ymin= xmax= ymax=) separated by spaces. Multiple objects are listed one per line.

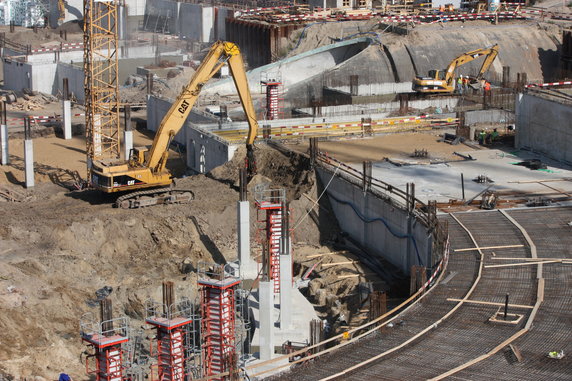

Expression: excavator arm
xmin=146 ymin=41 xmax=258 ymax=175
xmin=413 ymin=44 xmax=499 ymax=93
xmin=443 ymin=44 xmax=499 ymax=86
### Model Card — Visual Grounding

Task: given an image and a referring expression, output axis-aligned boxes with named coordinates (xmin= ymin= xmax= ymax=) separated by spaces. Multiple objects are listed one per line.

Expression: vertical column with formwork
xmin=146 ymin=281 xmax=195 ymax=381
xmin=255 ymin=186 xmax=286 ymax=294
xmin=199 ymin=264 xmax=240 ymax=380
xmin=80 ymin=299 xmax=129 ymax=381
xmin=261 ymin=72 xmax=283 ymax=120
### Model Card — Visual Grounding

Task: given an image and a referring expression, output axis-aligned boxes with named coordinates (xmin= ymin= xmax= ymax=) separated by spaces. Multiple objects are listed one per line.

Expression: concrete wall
xmin=3 ymin=58 xmax=58 ymax=94
xmin=316 ymin=167 xmax=432 ymax=274
xmin=179 ymin=3 xmax=214 ymax=42
xmin=125 ymin=0 xmax=146 ymax=16
xmin=144 ymin=0 xmax=179 ymax=34
xmin=56 ymin=62 xmax=84 ymax=102
xmin=516 ymin=93 xmax=572 ymax=164
xmin=202 ymin=38 xmax=372 ymax=97
xmin=3 ymin=59 xmax=32 ymax=92
xmin=465 ymin=109 xmax=514 ymax=126
xmin=146 ymin=95 xmax=236 ymax=173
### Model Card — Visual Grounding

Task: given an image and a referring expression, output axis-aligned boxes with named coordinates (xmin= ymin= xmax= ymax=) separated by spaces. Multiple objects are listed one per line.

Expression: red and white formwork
xmin=199 ymin=272 xmax=241 ymax=380
xmin=261 ymin=72 xmax=284 ymax=121
xmin=80 ymin=315 xmax=129 ymax=381
xmin=255 ymin=186 xmax=287 ymax=294
xmin=146 ymin=301 xmax=195 ymax=381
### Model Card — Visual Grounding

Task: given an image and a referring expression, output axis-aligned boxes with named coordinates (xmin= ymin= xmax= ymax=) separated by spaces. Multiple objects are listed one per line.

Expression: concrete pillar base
xmin=279 ymin=253 xmax=293 ymax=329
xmin=124 ymin=130 xmax=133 ymax=159
xmin=24 ymin=139 xmax=34 ymax=188
xmin=0 ymin=124 xmax=8 ymax=165
xmin=259 ymin=281 xmax=274 ymax=361
xmin=238 ymin=200 xmax=258 ymax=278
xmin=62 ymin=100 xmax=72 ymax=140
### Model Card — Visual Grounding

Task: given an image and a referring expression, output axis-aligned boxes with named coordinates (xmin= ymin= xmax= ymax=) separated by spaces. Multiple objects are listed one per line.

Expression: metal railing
xmin=80 ymin=313 xmax=129 ymax=341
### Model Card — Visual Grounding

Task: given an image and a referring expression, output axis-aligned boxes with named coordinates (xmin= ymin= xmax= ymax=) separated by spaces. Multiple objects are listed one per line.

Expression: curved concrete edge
xmin=202 ymin=37 xmax=374 ymax=96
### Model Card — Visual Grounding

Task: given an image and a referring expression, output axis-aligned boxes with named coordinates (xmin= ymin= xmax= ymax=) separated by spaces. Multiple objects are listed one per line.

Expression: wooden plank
xmin=322 ymin=261 xmax=357 ymax=267
xmin=305 ymin=250 xmax=350 ymax=259
xmin=508 ymin=178 xmax=572 ymax=184
xmin=485 ymin=260 xmax=563 ymax=269
xmin=337 ymin=272 xmax=377 ymax=279
xmin=491 ymin=257 xmax=572 ymax=262
xmin=454 ymin=244 xmax=524 ymax=252
xmin=446 ymin=298 xmax=534 ymax=309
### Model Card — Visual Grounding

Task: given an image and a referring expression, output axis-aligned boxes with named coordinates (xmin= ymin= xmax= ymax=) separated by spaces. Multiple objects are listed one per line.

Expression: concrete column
xmin=62 ymin=78 xmax=71 ymax=140
xmin=124 ymin=105 xmax=133 ymax=159
xmin=124 ymin=130 xmax=133 ymax=159
xmin=0 ymin=101 xmax=7 ymax=165
xmin=259 ymin=281 xmax=274 ymax=361
xmin=279 ymin=252 xmax=292 ymax=329
xmin=238 ymin=200 xmax=256 ymax=278
xmin=0 ymin=124 xmax=8 ymax=165
xmin=24 ymin=139 xmax=34 ymax=188
xmin=62 ymin=100 xmax=72 ymax=139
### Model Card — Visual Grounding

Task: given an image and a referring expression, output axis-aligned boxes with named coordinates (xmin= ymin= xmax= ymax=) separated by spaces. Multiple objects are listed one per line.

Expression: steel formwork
xmin=261 ymin=72 xmax=284 ymax=120
xmin=198 ymin=266 xmax=241 ymax=380
xmin=83 ymin=0 xmax=121 ymax=176
xmin=146 ymin=299 xmax=198 ymax=381
xmin=255 ymin=185 xmax=286 ymax=293
xmin=80 ymin=314 xmax=129 ymax=381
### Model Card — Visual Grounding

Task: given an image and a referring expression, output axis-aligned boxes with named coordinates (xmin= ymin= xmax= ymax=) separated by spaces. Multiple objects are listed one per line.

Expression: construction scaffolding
xmin=197 ymin=262 xmax=243 ymax=380
xmin=80 ymin=300 xmax=129 ymax=381
xmin=84 ymin=0 xmax=121 ymax=176
xmin=261 ymin=72 xmax=284 ymax=120
xmin=146 ymin=281 xmax=202 ymax=381
xmin=255 ymin=184 xmax=286 ymax=293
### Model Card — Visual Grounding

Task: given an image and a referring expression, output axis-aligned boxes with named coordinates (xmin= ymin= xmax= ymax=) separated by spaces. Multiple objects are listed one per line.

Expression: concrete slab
xmin=353 ymin=149 xmax=572 ymax=204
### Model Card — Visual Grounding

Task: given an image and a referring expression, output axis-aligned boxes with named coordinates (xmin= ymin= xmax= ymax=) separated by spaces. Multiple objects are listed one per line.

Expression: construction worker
xmin=462 ymin=76 xmax=469 ymax=93
xmin=484 ymin=81 xmax=491 ymax=93
xmin=478 ymin=130 xmax=486 ymax=145
xmin=491 ymin=128 xmax=499 ymax=143
xmin=457 ymin=75 xmax=464 ymax=94
xmin=483 ymin=80 xmax=491 ymax=107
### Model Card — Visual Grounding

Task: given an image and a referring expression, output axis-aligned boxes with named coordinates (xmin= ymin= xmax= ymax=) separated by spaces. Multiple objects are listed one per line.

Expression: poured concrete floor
xmin=351 ymin=148 xmax=572 ymax=204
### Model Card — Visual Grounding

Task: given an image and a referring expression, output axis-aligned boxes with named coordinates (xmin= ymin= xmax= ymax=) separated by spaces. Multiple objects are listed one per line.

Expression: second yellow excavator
xmin=413 ymin=44 xmax=499 ymax=93
xmin=90 ymin=41 xmax=259 ymax=208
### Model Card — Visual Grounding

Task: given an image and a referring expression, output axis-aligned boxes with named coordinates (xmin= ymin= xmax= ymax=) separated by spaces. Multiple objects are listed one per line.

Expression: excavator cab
xmin=128 ymin=147 xmax=147 ymax=167
xmin=427 ymin=70 xmax=446 ymax=80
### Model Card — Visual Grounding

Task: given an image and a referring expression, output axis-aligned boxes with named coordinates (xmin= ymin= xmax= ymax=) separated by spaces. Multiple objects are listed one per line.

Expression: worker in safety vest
xmin=484 ymin=81 xmax=491 ymax=92
xmin=457 ymin=76 xmax=464 ymax=94
xmin=478 ymin=130 xmax=486 ymax=145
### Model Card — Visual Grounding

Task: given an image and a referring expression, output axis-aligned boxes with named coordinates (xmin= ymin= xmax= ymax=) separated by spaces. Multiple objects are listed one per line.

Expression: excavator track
xmin=115 ymin=187 xmax=195 ymax=209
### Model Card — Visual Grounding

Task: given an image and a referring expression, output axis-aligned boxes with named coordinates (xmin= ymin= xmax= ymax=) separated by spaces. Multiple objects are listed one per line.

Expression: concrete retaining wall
xmin=515 ymin=93 xmax=572 ymax=163
xmin=179 ymin=3 xmax=215 ymax=42
xmin=316 ymin=167 xmax=432 ymax=275
xmin=56 ymin=63 xmax=85 ymax=102
xmin=3 ymin=59 xmax=58 ymax=94
xmin=146 ymin=95 xmax=236 ymax=173
xmin=465 ymin=109 xmax=514 ymax=126
xmin=3 ymin=59 xmax=32 ymax=92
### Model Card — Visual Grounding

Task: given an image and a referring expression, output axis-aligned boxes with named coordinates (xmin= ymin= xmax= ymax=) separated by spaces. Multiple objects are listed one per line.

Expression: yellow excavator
xmin=412 ymin=44 xmax=499 ymax=93
xmin=57 ymin=0 xmax=66 ymax=26
xmin=90 ymin=41 xmax=259 ymax=208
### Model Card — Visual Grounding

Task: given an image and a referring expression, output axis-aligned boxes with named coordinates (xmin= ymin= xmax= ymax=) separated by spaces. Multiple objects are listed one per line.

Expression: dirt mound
xmin=210 ymin=144 xmax=314 ymax=201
